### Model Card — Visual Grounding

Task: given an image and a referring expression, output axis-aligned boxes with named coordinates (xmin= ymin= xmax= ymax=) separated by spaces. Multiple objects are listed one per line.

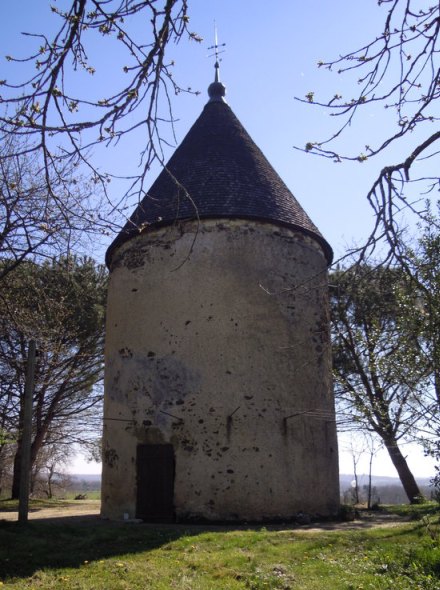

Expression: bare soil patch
xmin=0 ymin=502 xmax=409 ymax=530
xmin=0 ymin=499 xmax=101 ymax=523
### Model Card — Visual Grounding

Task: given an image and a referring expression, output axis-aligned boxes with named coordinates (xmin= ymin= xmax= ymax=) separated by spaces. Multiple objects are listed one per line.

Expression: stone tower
xmin=101 ymin=72 xmax=339 ymax=522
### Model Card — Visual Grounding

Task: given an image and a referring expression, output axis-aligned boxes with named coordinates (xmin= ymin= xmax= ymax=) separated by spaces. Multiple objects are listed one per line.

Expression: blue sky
xmin=2 ymin=0 xmax=399 ymax=257
xmin=2 ymin=1 xmax=436 ymax=479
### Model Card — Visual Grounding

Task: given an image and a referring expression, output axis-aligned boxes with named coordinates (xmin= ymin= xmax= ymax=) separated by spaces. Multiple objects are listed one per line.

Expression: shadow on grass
xmin=0 ymin=508 xmax=417 ymax=583
xmin=0 ymin=498 xmax=77 ymax=512
xmin=0 ymin=517 xmax=193 ymax=581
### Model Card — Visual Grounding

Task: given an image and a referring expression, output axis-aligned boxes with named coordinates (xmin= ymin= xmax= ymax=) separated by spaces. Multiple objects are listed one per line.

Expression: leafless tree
xmin=31 ymin=443 xmax=72 ymax=498
xmin=0 ymin=0 xmax=197 ymax=255
xmin=346 ymin=437 xmax=363 ymax=505
xmin=0 ymin=134 xmax=108 ymax=281
xmin=297 ymin=1 xmax=439 ymax=264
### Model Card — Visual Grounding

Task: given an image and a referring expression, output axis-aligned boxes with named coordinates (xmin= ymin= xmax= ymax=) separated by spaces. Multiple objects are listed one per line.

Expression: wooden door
xmin=136 ymin=444 xmax=175 ymax=521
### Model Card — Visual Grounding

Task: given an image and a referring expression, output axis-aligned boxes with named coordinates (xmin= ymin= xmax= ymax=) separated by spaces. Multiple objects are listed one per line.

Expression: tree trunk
xmin=11 ymin=445 xmax=21 ymax=499
xmin=383 ymin=437 xmax=422 ymax=503
xmin=11 ymin=422 xmax=49 ymax=499
xmin=11 ymin=397 xmax=25 ymax=500
xmin=47 ymin=463 xmax=55 ymax=499
xmin=352 ymin=454 xmax=360 ymax=504
xmin=0 ymin=445 xmax=6 ymax=496
xmin=434 ymin=361 xmax=440 ymax=413
xmin=367 ymin=450 xmax=374 ymax=509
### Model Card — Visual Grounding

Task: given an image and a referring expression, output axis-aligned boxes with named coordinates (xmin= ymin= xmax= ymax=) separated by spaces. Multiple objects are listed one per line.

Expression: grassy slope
xmin=0 ymin=504 xmax=439 ymax=589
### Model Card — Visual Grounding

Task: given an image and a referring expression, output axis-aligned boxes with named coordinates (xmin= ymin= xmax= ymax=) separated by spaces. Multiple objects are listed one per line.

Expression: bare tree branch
xmin=0 ymin=1 xmax=199 ymax=273
xmin=295 ymin=0 xmax=440 ymax=266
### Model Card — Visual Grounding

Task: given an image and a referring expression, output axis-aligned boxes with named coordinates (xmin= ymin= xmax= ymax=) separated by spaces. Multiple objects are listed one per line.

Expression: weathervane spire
xmin=207 ymin=22 xmax=227 ymax=103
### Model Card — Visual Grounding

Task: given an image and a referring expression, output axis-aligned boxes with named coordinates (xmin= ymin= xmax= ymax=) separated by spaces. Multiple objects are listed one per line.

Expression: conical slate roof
xmin=106 ymin=87 xmax=333 ymax=266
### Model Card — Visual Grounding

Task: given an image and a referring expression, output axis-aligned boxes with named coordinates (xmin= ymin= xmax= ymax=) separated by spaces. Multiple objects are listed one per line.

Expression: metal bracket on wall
xmin=226 ymin=406 xmax=241 ymax=438
xmin=159 ymin=410 xmax=184 ymax=425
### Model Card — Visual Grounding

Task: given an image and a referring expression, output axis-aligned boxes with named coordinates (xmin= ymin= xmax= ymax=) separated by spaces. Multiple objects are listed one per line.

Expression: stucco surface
xmin=101 ymin=220 xmax=339 ymax=521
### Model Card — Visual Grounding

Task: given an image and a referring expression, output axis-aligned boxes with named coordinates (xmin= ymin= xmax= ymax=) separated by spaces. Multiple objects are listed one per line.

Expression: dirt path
xmin=0 ymin=500 xmax=101 ymax=523
xmin=0 ymin=502 xmax=410 ymax=531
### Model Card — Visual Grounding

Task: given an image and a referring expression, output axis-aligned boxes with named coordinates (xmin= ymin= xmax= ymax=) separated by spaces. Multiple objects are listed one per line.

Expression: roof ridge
xmin=106 ymin=100 xmax=333 ymax=267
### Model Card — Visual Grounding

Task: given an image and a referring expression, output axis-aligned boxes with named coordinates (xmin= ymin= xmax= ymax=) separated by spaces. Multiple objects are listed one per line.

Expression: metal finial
xmin=207 ymin=23 xmax=227 ymax=103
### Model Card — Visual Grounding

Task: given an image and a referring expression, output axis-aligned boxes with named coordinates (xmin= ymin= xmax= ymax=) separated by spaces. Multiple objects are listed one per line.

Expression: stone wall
xmin=101 ymin=219 xmax=339 ymax=521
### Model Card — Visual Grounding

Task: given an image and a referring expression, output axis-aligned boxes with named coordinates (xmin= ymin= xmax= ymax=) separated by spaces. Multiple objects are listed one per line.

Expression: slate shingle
xmin=106 ymin=100 xmax=333 ymax=266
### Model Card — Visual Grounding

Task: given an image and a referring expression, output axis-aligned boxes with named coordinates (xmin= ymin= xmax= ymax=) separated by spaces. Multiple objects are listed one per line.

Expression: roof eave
xmin=106 ymin=215 xmax=333 ymax=269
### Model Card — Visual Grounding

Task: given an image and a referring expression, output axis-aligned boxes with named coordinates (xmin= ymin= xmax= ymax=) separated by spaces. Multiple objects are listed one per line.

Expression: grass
xmin=384 ymin=501 xmax=440 ymax=520
xmin=0 ymin=503 xmax=439 ymax=589
xmin=0 ymin=497 xmax=99 ymax=512
xmin=0 ymin=498 xmax=75 ymax=512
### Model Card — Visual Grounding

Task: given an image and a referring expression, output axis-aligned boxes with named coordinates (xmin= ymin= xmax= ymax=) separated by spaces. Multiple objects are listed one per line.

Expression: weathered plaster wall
xmin=101 ymin=220 xmax=339 ymax=521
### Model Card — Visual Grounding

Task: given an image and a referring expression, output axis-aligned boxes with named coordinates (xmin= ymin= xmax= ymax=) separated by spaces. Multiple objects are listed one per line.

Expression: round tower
xmin=101 ymin=75 xmax=339 ymax=522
